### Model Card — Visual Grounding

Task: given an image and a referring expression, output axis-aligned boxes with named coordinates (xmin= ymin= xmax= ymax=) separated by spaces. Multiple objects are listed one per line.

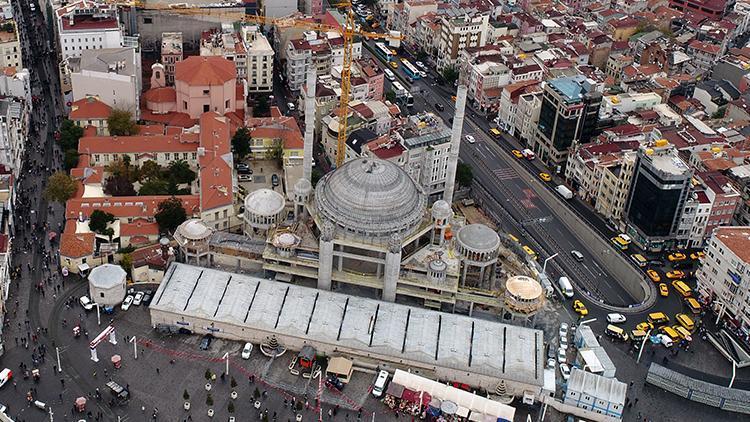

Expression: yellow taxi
xmin=636 ymin=321 xmax=654 ymax=332
xmin=539 ymin=172 xmax=552 ymax=182
xmin=507 ymin=233 xmax=520 ymax=243
xmin=389 ymin=61 xmax=399 ymax=69
xmin=666 ymin=270 xmax=686 ymax=279
xmin=690 ymin=251 xmax=705 ymax=260
xmin=572 ymin=300 xmax=588 ymax=316
xmin=647 ymin=269 xmax=661 ymax=283
xmin=659 ymin=283 xmax=669 ymax=297
xmin=451 ymin=95 xmax=457 ymax=102
xmin=667 ymin=252 xmax=687 ymax=262
xmin=512 ymin=149 xmax=524 ymax=158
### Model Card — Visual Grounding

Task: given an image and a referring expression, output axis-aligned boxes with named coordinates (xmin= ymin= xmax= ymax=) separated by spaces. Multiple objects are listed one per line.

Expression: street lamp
xmin=542 ymin=253 xmax=559 ymax=274
xmin=92 ymin=303 xmax=101 ymax=326
xmin=636 ymin=329 xmax=652 ymax=364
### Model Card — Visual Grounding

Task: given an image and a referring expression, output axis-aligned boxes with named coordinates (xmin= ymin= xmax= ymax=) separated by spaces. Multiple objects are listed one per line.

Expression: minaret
xmin=382 ymin=233 xmax=402 ymax=302
xmin=303 ymin=70 xmax=316 ymax=182
xmin=317 ymin=220 xmax=334 ymax=291
xmin=443 ymin=84 xmax=468 ymax=204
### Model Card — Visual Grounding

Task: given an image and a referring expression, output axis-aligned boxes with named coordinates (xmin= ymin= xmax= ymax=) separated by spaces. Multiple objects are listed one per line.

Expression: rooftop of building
xmin=151 ymin=263 xmax=545 ymax=388
xmin=161 ymin=32 xmax=183 ymax=56
xmin=69 ymin=96 xmax=112 ymax=120
xmin=175 ymin=56 xmax=236 ymax=86
xmin=547 ymin=75 xmax=596 ymax=103
xmin=70 ymin=47 xmax=137 ymax=77
xmin=713 ymin=226 xmax=750 ymax=263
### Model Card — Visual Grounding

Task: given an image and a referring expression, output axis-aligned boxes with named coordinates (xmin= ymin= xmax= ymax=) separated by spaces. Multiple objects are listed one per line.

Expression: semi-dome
xmin=456 ymin=224 xmax=500 ymax=254
xmin=315 ymin=157 xmax=426 ymax=240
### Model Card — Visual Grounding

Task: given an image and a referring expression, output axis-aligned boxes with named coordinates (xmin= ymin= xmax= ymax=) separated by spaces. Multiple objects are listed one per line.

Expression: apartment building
xmin=70 ymin=47 xmax=142 ymax=118
xmin=200 ymin=28 xmax=247 ymax=80
xmin=668 ymin=0 xmax=727 ymax=19
xmin=600 ymin=92 xmax=662 ymax=118
xmin=302 ymin=0 xmax=323 ymax=15
xmin=55 ymin=0 xmax=124 ymax=61
xmin=497 ymin=80 xmax=541 ymax=135
xmin=389 ymin=0 xmax=438 ymax=37
xmin=160 ymin=32 xmax=182 ymax=86
xmin=436 ymin=11 xmax=490 ymax=71
xmin=0 ymin=19 xmax=21 ymax=71
xmin=696 ymin=227 xmax=750 ymax=335
xmin=516 ymin=90 xmax=542 ymax=143
xmin=530 ymin=75 xmax=602 ymax=168
xmin=242 ymin=25 xmax=274 ymax=93
xmin=286 ymin=33 xmax=331 ymax=92
xmin=686 ymin=39 xmax=723 ymax=75
xmin=0 ymin=97 xmax=26 ymax=180
xmin=355 ymin=58 xmax=384 ymax=102
xmin=398 ymin=112 xmax=453 ymax=202
xmin=69 ymin=96 xmax=111 ymax=136
xmin=459 ymin=46 xmax=511 ymax=111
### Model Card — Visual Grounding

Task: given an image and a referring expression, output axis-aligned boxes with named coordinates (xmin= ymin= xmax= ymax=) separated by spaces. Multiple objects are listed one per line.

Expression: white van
xmin=372 ymin=370 xmax=389 ymax=397
xmin=558 ymin=277 xmax=574 ymax=298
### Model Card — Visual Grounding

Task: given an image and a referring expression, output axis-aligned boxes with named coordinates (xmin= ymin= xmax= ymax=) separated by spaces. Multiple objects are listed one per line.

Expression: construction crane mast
xmin=245 ymin=5 xmax=400 ymax=167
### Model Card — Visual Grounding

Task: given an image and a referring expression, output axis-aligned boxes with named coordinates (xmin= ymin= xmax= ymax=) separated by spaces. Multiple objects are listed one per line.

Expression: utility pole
xmin=542 ymin=253 xmax=559 ymax=274
xmin=223 ymin=352 xmax=229 ymax=376
xmin=56 ymin=347 xmax=61 ymax=373
xmin=129 ymin=335 xmax=137 ymax=360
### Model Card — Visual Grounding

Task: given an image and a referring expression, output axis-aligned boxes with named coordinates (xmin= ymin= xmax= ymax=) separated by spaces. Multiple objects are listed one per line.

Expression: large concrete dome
xmin=315 ymin=157 xmax=426 ymax=240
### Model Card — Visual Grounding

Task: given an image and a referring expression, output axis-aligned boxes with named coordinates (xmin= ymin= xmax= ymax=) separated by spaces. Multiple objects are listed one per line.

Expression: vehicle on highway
xmin=539 ymin=172 xmax=551 ymax=182
xmin=489 ymin=128 xmax=502 ymax=138
xmin=372 ymin=370 xmax=389 ymax=398
xmin=690 ymin=251 xmax=705 ymax=260
xmin=0 ymin=369 xmax=12 ymax=388
xmin=666 ymin=270 xmax=686 ymax=279
xmin=557 ymin=347 xmax=567 ymax=364
xmin=605 ymin=324 xmax=628 ymax=341
xmin=656 ymin=333 xmax=673 ymax=348
xmin=451 ymin=95 xmax=456 ymax=102
xmin=610 ymin=234 xmax=631 ymax=250
xmin=241 ymin=342 xmax=253 ymax=359
xmin=647 ymin=312 xmax=669 ymax=325
xmin=572 ymin=300 xmax=588 ymax=316
xmin=676 ymin=313 xmax=695 ymax=331
xmin=671 ymin=280 xmax=692 ymax=297
xmin=647 ymin=269 xmax=661 ymax=283
xmin=630 ymin=329 xmax=647 ymax=342
xmin=659 ymin=283 xmax=669 ymax=297
xmin=121 ymin=295 xmax=133 ymax=311
xmin=272 ymin=174 xmax=280 ymax=187
xmin=667 ymin=252 xmax=687 ymax=262
xmin=556 ymin=185 xmax=573 ymax=199
xmin=673 ymin=325 xmax=693 ymax=341
xmin=415 ymin=61 xmax=426 ymax=69
xmin=521 ymin=149 xmax=535 ymax=160
xmin=287 ymin=102 xmax=296 ymax=112
xmin=606 ymin=313 xmax=626 ymax=324
xmin=133 ymin=291 xmax=144 ymax=306
xmin=435 ymin=102 xmax=444 ymax=111
xmin=661 ymin=326 xmax=680 ymax=341
xmin=630 ymin=254 xmax=648 ymax=267
xmin=559 ymin=363 xmax=571 ymax=381
xmin=465 ymin=135 xmax=475 ymax=144
xmin=79 ymin=295 xmax=94 ymax=311
xmin=389 ymin=61 xmax=398 ymax=69
xmin=649 ymin=259 xmax=665 ymax=267
xmin=558 ymin=277 xmax=574 ymax=298
xmin=199 ymin=334 xmax=213 ymax=350
xmin=570 ymin=250 xmax=584 ymax=262
xmin=511 ymin=149 xmax=524 ymax=158
xmin=636 ymin=321 xmax=654 ymax=332
xmin=685 ymin=297 xmax=702 ymax=314
xmin=383 ymin=68 xmax=396 ymax=81
xmin=522 ymin=245 xmax=537 ymax=260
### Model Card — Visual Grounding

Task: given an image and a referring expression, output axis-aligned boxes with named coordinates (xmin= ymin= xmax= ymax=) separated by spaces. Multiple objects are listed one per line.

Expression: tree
xmin=89 ymin=210 xmax=115 ymax=234
xmin=255 ymin=95 xmax=270 ymax=116
xmin=168 ymin=159 xmax=196 ymax=185
xmin=183 ymin=389 xmax=190 ymax=401
xmin=442 ymin=66 xmax=459 ymax=85
xmin=155 ymin=197 xmax=187 ymax=234
xmin=227 ymin=401 xmax=235 ymax=413
xmin=712 ymin=108 xmax=726 ymax=119
xmin=59 ymin=119 xmax=84 ymax=151
xmin=253 ymin=387 xmax=260 ymax=399
xmin=104 ymin=174 xmax=136 ymax=196
xmin=206 ymin=393 xmax=213 ymax=407
xmin=107 ymin=109 xmax=139 ymax=136
xmin=205 ymin=369 xmax=212 ymax=381
xmin=230 ymin=377 xmax=237 ymax=388
xmin=311 ymin=168 xmax=323 ymax=187
xmin=139 ymin=160 xmax=163 ymax=181
xmin=416 ymin=49 xmax=428 ymax=62
xmin=63 ymin=149 xmax=79 ymax=171
xmin=106 ymin=156 xmax=138 ymax=182
xmin=120 ymin=253 xmax=132 ymax=278
xmin=231 ymin=126 xmax=252 ymax=160
xmin=385 ymin=90 xmax=396 ymax=103
xmin=456 ymin=162 xmax=473 ymax=188
xmin=266 ymin=144 xmax=283 ymax=167
xmin=44 ymin=172 xmax=77 ymax=203
xmin=138 ymin=179 xmax=171 ymax=195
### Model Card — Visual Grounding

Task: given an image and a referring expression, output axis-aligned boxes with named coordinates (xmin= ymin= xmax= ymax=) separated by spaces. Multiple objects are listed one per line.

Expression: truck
xmin=521 ymin=149 xmax=535 ymax=160
xmin=558 ymin=276 xmax=574 ymax=298
xmin=555 ymin=185 xmax=573 ymax=200
xmin=388 ymin=30 xmax=401 ymax=48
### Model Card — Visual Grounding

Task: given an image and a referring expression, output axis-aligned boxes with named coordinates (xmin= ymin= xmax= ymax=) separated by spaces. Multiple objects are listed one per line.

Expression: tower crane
xmin=244 ymin=5 xmax=401 ymax=167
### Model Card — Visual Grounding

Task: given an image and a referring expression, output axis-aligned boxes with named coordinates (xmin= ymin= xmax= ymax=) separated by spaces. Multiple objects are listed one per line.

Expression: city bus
xmin=671 ymin=280 xmax=692 ymax=298
xmin=391 ymin=81 xmax=414 ymax=107
xmin=401 ymin=59 xmax=422 ymax=80
xmin=374 ymin=42 xmax=392 ymax=62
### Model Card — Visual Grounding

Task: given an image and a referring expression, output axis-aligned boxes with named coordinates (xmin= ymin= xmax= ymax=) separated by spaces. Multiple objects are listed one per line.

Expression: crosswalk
xmin=492 ymin=167 xmax=518 ymax=180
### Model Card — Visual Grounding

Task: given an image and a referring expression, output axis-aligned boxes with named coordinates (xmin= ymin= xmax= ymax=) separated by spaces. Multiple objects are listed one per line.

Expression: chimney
xmin=303 ymin=69 xmax=316 ymax=182
xmin=443 ymin=84 xmax=468 ymax=204
xmin=159 ymin=237 xmax=170 ymax=262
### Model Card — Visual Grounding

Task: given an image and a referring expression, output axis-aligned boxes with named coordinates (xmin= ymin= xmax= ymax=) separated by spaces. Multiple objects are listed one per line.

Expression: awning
xmin=456 ymin=406 xmax=470 ymax=417
xmin=326 ymin=357 xmax=353 ymax=381
xmin=78 ymin=263 xmax=90 ymax=272
xmin=468 ymin=412 xmax=485 ymax=422
xmin=298 ymin=345 xmax=315 ymax=361
xmin=386 ymin=382 xmax=405 ymax=398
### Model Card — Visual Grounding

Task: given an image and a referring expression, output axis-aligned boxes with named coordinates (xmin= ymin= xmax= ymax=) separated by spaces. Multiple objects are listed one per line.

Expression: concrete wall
xmin=150 ymin=307 xmax=544 ymax=398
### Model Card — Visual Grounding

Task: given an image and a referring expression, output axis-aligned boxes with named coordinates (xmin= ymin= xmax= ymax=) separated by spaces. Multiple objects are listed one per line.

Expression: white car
xmin=559 ymin=322 xmax=569 ymax=340
xmin=238 ymin=174 xmax=252 ymax=182
xmin=241 ymin=342 xmax=253 ymax=360
xmin=559 ymin=334 xmax=568 ymax=350
xmin=79 ymin=295 xmax=94 ymax=311
xmin=656 ymin=333 xmax=673 ymax=348
xmin=0 ymin=369 xmax=11 ymax=388
xmin=465 ymin=135 xmax=476 ymax=144
xmin=557 ymin=347 xmax=567 ymax=364
xmin=547 ymin=357 xmax=556 ymax=369
xmin=121 ymin=295 xmax=134 ymax=311
xmin=606 ymin=313 xmax=626 ymax=324
xmin=559 ymin=363 xmax=571 ymax=381
xmin=133 ymin=292 xmax=144 ymax=306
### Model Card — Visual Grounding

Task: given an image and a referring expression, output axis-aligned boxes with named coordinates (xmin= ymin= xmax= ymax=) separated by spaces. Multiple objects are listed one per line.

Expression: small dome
xmin=431 ymin=200 xmax=452 ymax=220
xmin=456 ymin=224 xmax=500 ymax=253
xmin=294 ymin=178 xmax=312 ymax=196
xmin=315 ymin=157 xmax=426 ymax=240
xmin=88 ymin=264 xmax=126 ymax=289
xmin=505 ymin=276 xmax=543 ymax=301
xmin=244 ymin=188 xmax=286 ymax=217
xmin=176 ymin=219 xmax=213 ymax=240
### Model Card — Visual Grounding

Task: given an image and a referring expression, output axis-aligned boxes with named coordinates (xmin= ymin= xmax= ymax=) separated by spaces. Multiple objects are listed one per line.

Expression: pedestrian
xmin=156 ymin=367 xmax=159 ymax=374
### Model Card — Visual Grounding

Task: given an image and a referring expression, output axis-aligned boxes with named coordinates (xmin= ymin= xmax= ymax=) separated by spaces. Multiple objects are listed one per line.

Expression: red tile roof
xmin=79 ymin=133 xmax=199 ymax=155
xmin=65 ymin=195 xmax=200 ymax=221
xmin=688 ymin=39 xmax=721 ymax=55
xmin=143 ymin=87 xmax=176 ymax=103
xmin=120 ymin=221 xmax=160 ymax=237
xmin=197 ymin=113 xmax=233 ymax=211
xmin=59 ymin=232 xmax=95 ymax=258
xmin=69 ymin=97 xmax=112 ymax=120
xmin=137 ymin=124 xmax=165 ymax=136
xmin=175 ymin=56 xmax=236 ymax=86
xmin=140 ymin=110 xmax=198 ymax=128
xmin=61 ymin=16 xmax=118 ymax=31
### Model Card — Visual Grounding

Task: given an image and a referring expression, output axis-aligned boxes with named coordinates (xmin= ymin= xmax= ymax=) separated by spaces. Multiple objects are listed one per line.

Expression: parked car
xmin=0 ymin=369 xmax=12 ymax=388
xmin=271 ymin=174 xmax=280 ymax=187
xmin=238 ymin=174 xmax=252 ymax=182
xmin=121 ymin=295 xmax=134 ymax=311
xmin=559 ymin=322 xmax=569 ymax=340
xmin=133 ymin=292 xmax=144 ymax=306
xmin=606 ymin=313 xmax=626 ymax=324
xmin=667 ymin=252 xmax=687 ymax=262
xmin=559 ymin=363 xmax=571 ymax=381
xmin=142 ymin=293 xmax=152 ymax=306
xmin=659 ymin=283 xmax=669 ymax=297
xmin=199 ymin=334 xmax=213 ymax=351
xmin=572 ymin=300 xmax=588 ymax=316
xmin=647 ymin=269 xmax=661 ymax=283
xmin=241 ymin=342 xmax=253 ymax=359
xmin=79 ymin=295 xmax=94 ymax=311
xmin=557 ymin=347 xmax=567 ymax=364
xmin=236 ymin=163 xmax=251 ymax=174
xmin=547 ymin=357 xmax=556 ymax=369
xmin=325 ymin=374 xmax=345 ymax=391
xmin=435 ymin=103 xmax=444 ymax=112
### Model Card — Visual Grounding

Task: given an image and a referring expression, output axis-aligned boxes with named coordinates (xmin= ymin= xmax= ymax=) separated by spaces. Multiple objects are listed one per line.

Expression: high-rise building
xmin=624 ymin=141 xmax=693 ymax=251
xmin=530 ymin=75 xmax=602 ymax=168
xmin=242 ymin=25 xmax=274 ymax=93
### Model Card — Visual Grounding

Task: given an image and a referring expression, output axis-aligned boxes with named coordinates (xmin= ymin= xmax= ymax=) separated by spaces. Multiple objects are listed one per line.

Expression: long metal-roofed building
xmin=150 ymin=263 xmax=546 ymax=397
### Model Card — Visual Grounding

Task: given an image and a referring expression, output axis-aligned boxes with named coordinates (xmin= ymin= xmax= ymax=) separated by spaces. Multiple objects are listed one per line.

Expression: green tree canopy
xmin=138 ymin=178 xmax=171 ymax=195
xmin=255 ymin=95 xmax=270 ymax=116
xmin=231 ymin=126 xmax=252 ymax=160
xmin=139 ymin=160 xmax=163 ymax=181
xmin=442 ymin=66 xmax=459 ymax=85
xmin=63 ymin=149 xmax=79 ymax=171
xmin=44 ymin=172 xmax=77 ymax=203
xmin=155 ymin=197 xmax=187 ymax=234
xmin=456 ymin=162 xmax=473 ymax=187
xmin=89 ymin=210 xmax=115 ymax=234
xmin=59 ymin=119 xmax=84 ymax=151
xmin=107 ymin=109 xmax=139 ymax=136
xmin=104 ymin=174 xmax=136 ymax=196
xmin=168 ymin=159 xmax=196 ymax=185
xmin=385 ymin=90 xmax=396 ymax=103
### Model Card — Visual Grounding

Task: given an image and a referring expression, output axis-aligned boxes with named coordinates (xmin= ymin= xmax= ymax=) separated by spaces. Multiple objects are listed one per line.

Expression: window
xmin=203 ymin=89 xmax=210 ymax=95
xmin=183 ymin=101 xmax=188 ymax=110
xmin=225 ymin=99 xmax=230 ymax=109
xmin=203 ymin=104 xmax=210 ymax=112
xmin=100 ymin=292 xmax=104 ymax=298
xmin=144 ymin=17 xmax=153 ymax=24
